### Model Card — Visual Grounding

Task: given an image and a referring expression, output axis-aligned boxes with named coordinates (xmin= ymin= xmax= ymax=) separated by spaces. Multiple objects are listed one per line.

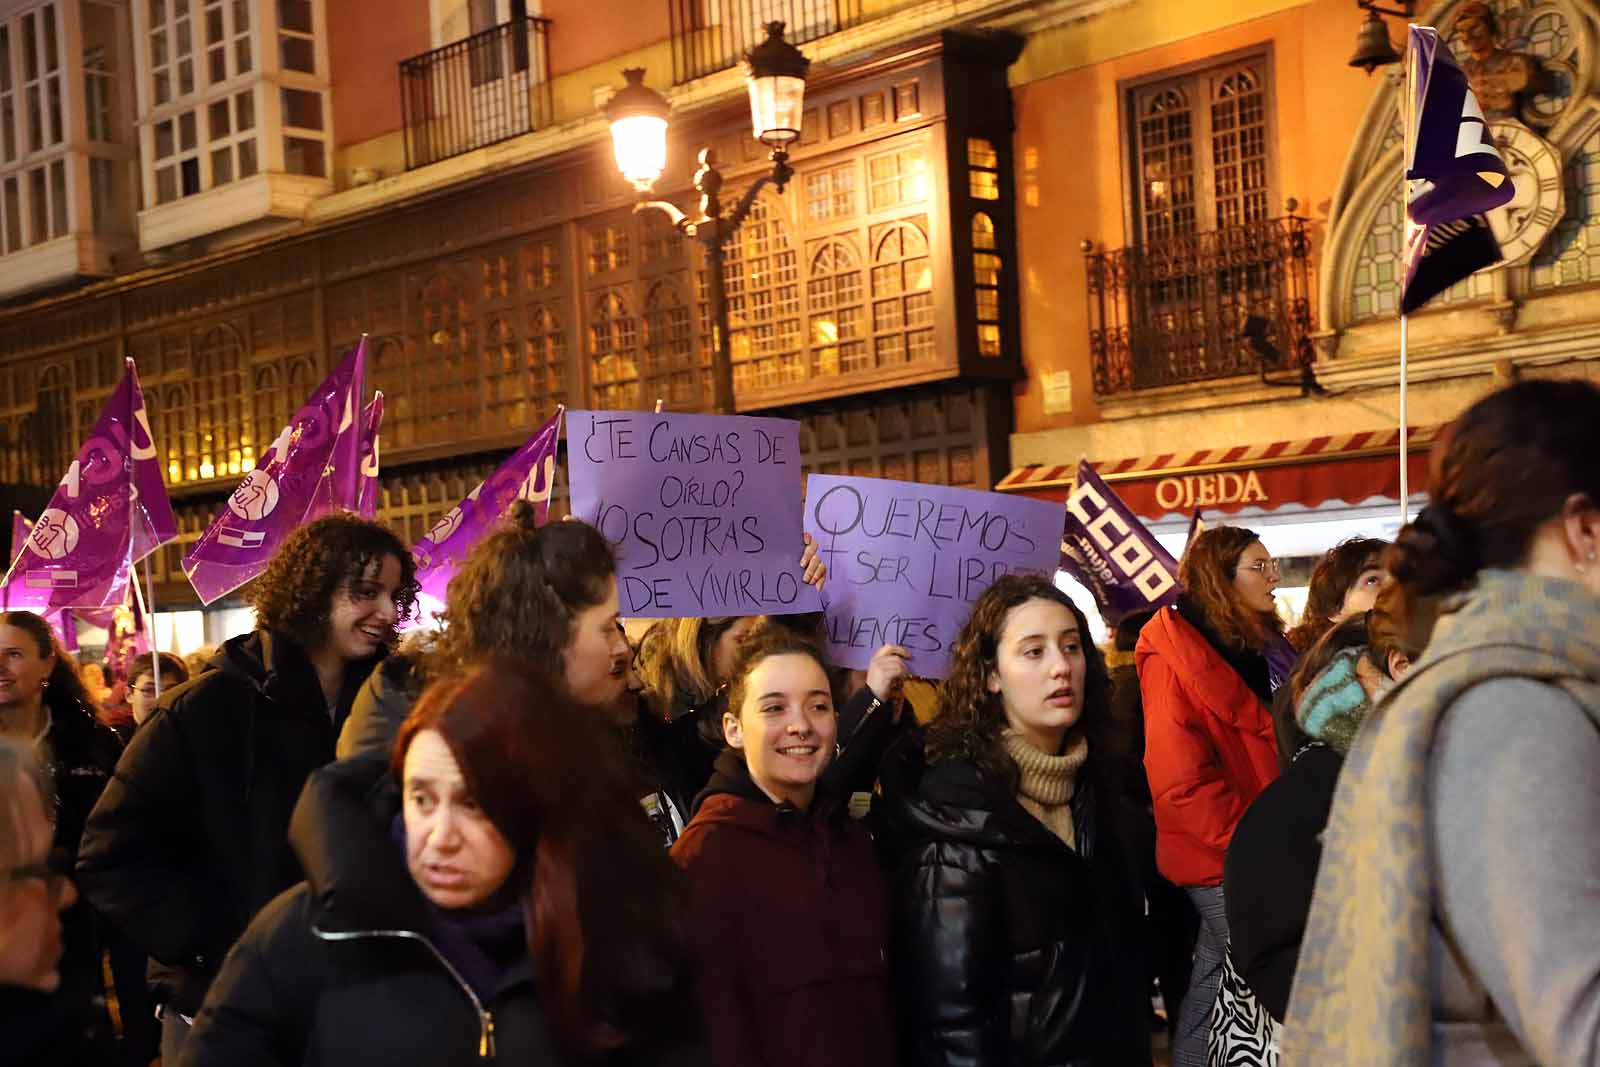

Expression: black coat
xmin=76 ymin=629 xmax=381 ymax=1015
xmin=893 ymin=757 xmax=1149 ymax=1067
xmin=1222 ymin=741 xmax=1341 ymax=1023
xmin=179 ymin=757 xmax=555 ymax=1066
xmin=182 ymin=757 xmax=701 ymax=1067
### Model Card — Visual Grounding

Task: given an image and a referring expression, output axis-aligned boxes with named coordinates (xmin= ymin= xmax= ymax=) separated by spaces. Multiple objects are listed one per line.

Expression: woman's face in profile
xmin=402 ymin=730 xmax=516 ymax=911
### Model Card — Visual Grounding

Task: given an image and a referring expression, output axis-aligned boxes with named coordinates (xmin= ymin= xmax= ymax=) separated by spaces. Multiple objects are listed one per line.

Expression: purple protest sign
xmin=1059 ymin=460 xmax=1179 ymax=626
xmin=568 ymin=410 xmax=821 ymax=619
xmin=357 ymin=392 xmax=384 ymax=520
xmin=409 ymin=407 xmax=563 ymax=616
xmin=0 ymin=360 xmax=177 ymax=613
xmin=183 ymin=340 xmax=366 ymax=605
xmin=802 ymin=474 xmax=1064 ymax=677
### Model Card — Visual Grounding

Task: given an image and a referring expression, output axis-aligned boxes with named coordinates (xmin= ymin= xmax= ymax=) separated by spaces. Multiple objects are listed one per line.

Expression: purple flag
xmin=410 ymin=407 xmax=563 ymax=617
xmin=1059 ymin=460 xmax=1179 ymax=626
xmin=1401 ymin=24 xmax=1514 ymax=314
xmin=4 ymin=512 xmax=77 ymax=650
xmin=357 ymin=392 xmax=384 ymax=520
xmin=183 ymin=341 xmax=366 ymax=605
xmin=0 ymin=361 xmax=177 ymax=613
xmin=803 ymin=474 xmax=1063 ymax=677
xmin=571 ymin=410 xmax=822 ymax=620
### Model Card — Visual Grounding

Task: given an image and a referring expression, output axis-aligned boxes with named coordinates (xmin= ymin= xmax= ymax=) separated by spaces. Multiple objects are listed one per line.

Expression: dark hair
xmin=1113 ymin=608 xmax=1157 ymax=653
xmin=1390 ymin=379 xmax=1600 ymax=598
xmin=433 ymin=503 xmax=616 ymax=679
xmin=0 ymin=611 xmax=96 ymax=717
xmin=1179 ymin=526 xmax=1282 ymax=652
xmin=722 ymin=627 xmax=833 ymax=727
xmin=393 ymin=659 xmax=689 ymax=1059
xmin=1365 ymin=578 xmax=1435 ymax=672
xmin=927 ymin=574 xmax=1112 ymax=794
xmin=250 ymin=514 xmax=417 ymax=647
xmin=1275 ymin=612 xmax=1372 ymax=765
xmin=1285 ymin=537 xmax=1389 ymax=652
xmin=127 ymin=652 xmax=189 ymax=689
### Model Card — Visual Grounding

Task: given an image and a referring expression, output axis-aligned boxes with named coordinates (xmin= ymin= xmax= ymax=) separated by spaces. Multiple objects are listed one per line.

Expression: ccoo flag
xmin=356 ymin=391 xmax=384 ymax=520
xmin=1059 ymin=460 xmax=1180 ymax=625
xmin=1401 ymin=24 xmax=1515 ymax=314
xmin=0 ymin=360 xmax=178 ymax=614
xmin=183 ymin=340 xmax=367 ymax=605
xmin=410 ymin=407 xmax=563 ymax=620
xmin=6 ymin=511 xmax=79 ymax=650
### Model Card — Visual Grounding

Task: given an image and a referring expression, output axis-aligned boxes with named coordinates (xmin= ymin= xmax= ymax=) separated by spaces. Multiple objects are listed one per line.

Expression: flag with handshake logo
xmin=183 ymin=339 xmax=366 ymax=605
xmin=0 ymin=360 xmax=178 ymax=613
xmin=408 ymin=407 xmax=564 ymax=622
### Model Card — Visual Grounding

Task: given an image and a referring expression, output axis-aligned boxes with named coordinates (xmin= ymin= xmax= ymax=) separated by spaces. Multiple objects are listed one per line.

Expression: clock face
xmin=1485 ymin=120 xmax=1565 ymax=266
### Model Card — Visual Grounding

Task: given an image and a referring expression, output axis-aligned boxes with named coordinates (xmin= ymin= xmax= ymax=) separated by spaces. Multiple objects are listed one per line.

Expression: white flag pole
xmin=1398 ymin=25 xmax=1417 ymax=528
xmin=1399 ymin=315 xmax=1410 ymax=526
xmin=130 ymin=552 xmax=162 ymax=699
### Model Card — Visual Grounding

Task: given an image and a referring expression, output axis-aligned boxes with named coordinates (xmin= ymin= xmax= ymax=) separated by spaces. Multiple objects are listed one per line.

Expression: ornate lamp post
xmin=605 ymin=23 xmax=810 ymax=414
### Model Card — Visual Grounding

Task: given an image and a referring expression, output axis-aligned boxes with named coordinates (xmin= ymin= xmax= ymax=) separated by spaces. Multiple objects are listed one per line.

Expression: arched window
xmin=589 ymin=292 xmax=638 ymax=411
xmin=643 ymin=281 xmax=696 ymax=406
xmin=483 ymin=316 xmax=524 ymax=431
xmin=525 ymin=304 xmax=566 ymax=414
xmin=870 ymin=220 xmax=934 ymax=367
xmin=192 ymin=324 xmax=246 ymax=479
xmin=972 ymin=212 xmax=1002 ymax=357
xmin=1211 ymin=68 xmax=1268 ymax=229
xmin=1136 ymin=87 xmax=1194 ymax=243
xmin=807 ymin=239 xmax=864 ymax=376
xmin=725 ymin=195 xmax=800 ymax=390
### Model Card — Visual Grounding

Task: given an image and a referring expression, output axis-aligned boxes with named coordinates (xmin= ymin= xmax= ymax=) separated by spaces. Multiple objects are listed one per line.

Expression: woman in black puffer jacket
xmin=892 ymin=575 xmax=1148 ymax=1067
xmin=181 ymin=660 xmax=700 ymax=1067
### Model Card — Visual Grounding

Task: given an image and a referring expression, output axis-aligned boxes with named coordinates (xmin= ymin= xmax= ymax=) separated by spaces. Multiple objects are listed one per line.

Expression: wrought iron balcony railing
xmin=399 ymin=15 xmax=553 ymax=171
xmin=669 ymin=0 xmax=863 ymax=84
xmin=1085 ymin=215 xmax=1314 ymax=396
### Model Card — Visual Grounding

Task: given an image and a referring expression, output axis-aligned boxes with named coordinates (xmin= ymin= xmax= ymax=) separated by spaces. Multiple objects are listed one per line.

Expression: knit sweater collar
xmin=1002 ymin=729 xmax=1089 ymax=807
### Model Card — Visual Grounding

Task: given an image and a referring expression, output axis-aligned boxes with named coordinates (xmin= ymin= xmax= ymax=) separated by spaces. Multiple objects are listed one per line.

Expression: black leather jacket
xmin=892 ymin=756 xmax=1149 ymax=1067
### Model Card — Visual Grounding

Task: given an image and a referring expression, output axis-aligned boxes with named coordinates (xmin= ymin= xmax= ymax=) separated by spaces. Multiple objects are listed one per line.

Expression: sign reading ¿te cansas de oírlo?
xmin=567 ymin=410 xmax=824 ymax=618
xmin=802 ymin=474 xmax=1066 ymax=678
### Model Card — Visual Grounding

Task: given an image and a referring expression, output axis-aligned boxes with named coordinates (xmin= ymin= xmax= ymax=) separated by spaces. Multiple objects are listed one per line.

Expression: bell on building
xmin=1348 ymin=8 xmax=1401 ymax=74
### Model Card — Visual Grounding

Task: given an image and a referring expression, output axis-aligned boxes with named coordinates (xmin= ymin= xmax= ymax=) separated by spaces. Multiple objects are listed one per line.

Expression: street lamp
xmin=605 ymin=22 xmax=810 ymax=414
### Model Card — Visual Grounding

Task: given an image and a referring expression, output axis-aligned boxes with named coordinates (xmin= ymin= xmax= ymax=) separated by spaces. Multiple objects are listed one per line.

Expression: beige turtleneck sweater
xmin=1003 ymin=729 xmax=1089 ymax=850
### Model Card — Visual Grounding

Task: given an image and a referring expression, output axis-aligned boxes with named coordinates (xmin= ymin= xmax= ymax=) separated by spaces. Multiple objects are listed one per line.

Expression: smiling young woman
xmin=894 ymin=574 xmax=1148 ymax=1066
xmin=76 ymin=514 xmax=416 ymax=1063
xmin=669 ymin=627 xmax=896 ymax=1067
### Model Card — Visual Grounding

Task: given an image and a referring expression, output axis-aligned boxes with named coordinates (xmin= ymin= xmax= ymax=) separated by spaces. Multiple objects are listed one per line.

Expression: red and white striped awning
xmin=997 ymin=425 xmax=1441 ymax=520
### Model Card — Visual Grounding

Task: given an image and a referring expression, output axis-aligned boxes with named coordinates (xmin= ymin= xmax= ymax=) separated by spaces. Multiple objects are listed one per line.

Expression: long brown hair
xmin=633 ymin=616 xmax=744 ymax=720
xmin=926 ymin=574 xmax=1112 ymax=794
xmin=1390 ymin=378 xmax=1600 ymax=598
xmin=1179 ymin=526 xmax=1281 ymax=652
xmin=393 ymin=659 xmax=689 ymax=1058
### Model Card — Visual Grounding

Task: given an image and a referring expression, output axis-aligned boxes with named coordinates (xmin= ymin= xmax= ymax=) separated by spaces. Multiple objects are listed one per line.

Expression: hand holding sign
xmin=567 ymin=410 xmax=823 ymax=618
xmin=803 ymin=474 xmax=1065 ymax=677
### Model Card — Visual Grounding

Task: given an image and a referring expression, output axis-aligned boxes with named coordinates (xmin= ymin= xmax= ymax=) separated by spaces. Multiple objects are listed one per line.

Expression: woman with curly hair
xmin=1284 ymin=537 xmax=1389 ymax=654
xmin=77 ymin=513 xmax=415 ymax=1062
xmin=337 ymin=501 xmax=632 ymax=764
xmin=1136 ymin=525 xmax=1284 ymax=1067
xmin=894 ymin=574 xmax=1148 ymax=1066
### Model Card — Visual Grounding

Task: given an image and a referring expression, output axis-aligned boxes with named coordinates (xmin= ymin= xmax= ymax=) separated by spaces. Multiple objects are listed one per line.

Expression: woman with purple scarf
xmin=180 ymin=660 xmax=701 ymax=1067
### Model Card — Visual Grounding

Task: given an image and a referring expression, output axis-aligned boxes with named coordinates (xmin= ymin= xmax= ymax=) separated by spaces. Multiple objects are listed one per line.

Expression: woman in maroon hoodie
xmin=670 ymin=627 xmax=895 ymax=1067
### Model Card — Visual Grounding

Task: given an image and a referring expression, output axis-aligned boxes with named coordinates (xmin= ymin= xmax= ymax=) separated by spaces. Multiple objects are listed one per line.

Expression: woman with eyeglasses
xmin=1135 ymin=527 xmax=1286 ymax=1067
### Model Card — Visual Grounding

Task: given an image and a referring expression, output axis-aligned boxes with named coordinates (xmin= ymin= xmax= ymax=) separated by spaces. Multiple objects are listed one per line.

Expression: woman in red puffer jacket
xmin=1136 ymin=526 xmax=1287 ymax=1067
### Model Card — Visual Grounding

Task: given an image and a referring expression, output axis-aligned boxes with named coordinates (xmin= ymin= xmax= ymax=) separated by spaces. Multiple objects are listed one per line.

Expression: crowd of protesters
xmin=1 ymin=376 xmax=1597 ymax=1067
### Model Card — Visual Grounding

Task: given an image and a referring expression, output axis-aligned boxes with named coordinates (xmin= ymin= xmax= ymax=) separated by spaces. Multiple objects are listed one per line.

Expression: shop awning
xmin=996 ymin=426 xmax=1440 ymax=521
